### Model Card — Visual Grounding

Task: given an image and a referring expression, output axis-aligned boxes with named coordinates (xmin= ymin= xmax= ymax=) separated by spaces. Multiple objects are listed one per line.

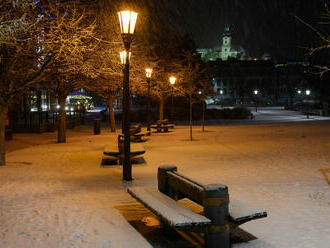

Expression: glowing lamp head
xmin=118 ymin=11 xmax=138 ymax=34
xmin=169 ymin=77 xmax=176 ymax=85
xmin=120 ymin=50 xmax=131 ymax=64
xmin=198 ymin=90 xmax=202 ymax=95
xmin=145 ymin=68 xmax=152 ymax=78
xmin=254 ymin=90 xmax=259 ymax=95
xmin=306 ymin=90 xmax=311 ymax=96
xmin=220 ymin=90 xmax=224 ymax=95
xmin=297 ymin=90 xmax=302 ymax=94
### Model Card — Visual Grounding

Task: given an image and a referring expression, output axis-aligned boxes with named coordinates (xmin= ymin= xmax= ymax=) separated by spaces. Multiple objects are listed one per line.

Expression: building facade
xmin=197 ymin=25 xmax=246 ymax=62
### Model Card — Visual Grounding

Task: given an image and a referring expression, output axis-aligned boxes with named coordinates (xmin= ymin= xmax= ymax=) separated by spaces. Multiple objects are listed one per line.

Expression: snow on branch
xmin=294 ymin=5 xmax=330 ymax=77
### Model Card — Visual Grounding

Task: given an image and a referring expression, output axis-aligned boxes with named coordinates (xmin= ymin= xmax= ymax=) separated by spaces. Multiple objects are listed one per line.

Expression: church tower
xmin=221 ymin=25 xmax=231 ymax=61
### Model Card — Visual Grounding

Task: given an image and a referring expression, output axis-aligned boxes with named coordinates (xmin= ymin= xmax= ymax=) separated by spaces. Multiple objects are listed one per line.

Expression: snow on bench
xmin=128 ymin=187 xmax=211 ymax=231
xmin=229 ymin=199 xmax=267 ymax=226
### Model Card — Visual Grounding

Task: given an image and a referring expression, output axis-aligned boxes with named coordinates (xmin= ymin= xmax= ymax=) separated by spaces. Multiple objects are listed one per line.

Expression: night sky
xmin=171 ymin=0 xmax=328 ymax=62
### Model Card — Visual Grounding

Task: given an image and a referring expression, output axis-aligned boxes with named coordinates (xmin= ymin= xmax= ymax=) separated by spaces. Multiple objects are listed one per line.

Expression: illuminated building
xmin=197 ymin=25 xmax=247 ymax=62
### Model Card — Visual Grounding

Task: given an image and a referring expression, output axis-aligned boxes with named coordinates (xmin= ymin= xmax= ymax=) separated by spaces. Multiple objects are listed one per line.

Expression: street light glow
xmin=169 ymin=76 xmax=176 ymax=85
xmin=220 ymin=90 xmax=224 ymax=94
xmin=120 ymin=50 xmax=131 ymax=64
xmin=145 ymin=68 xmax=152 ymax=78
xmin=254 ymin=90 xmax=259 ymax=95
xmin=118 ymin=11 xmax=138 ymax=34
xmin=306 ymin=90 xmax=311 ymax=96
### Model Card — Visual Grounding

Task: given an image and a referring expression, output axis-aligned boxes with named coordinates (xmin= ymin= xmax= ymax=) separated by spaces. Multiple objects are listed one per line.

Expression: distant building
xmin=197 ymin=25 xmax=248 ymax=62
xmin=207 ymin=60 xmax=310 ymax=106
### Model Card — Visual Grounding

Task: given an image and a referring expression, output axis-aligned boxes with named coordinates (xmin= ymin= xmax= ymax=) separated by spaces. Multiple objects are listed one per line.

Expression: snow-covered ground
xmin=1 ymin=121 xmax=330 ymax=248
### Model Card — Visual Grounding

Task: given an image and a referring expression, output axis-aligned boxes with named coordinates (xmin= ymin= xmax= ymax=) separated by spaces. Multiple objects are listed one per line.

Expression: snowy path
xmin=1 ymin=122 xmax=330 ymax=247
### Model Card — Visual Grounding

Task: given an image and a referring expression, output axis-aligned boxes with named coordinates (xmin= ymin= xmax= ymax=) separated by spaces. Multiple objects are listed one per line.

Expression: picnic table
xmin=150 ymin=119 xmax=175 ymax=133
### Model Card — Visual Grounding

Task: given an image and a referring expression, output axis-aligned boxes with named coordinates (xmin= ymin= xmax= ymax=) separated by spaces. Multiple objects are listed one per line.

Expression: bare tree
xmin=0 ymin=0 xmax=51 ymax=166
xmin=40 ymin=1 xmax=99 ymax=143
xmin=197 ymin=66 xmax=213 ymax=132
xmin=295 ymin=5 xmax=330 ymax=76
xmin=295 ymin=3 xmax=330 ymax=115
xmin=176 ymin=51 xmax=211 ymax=140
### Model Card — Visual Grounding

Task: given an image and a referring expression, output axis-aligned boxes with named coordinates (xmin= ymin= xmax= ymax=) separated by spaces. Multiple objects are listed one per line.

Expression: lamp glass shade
xmin=254 ymin=90 xmax=258 ymax=95
xmin=118 ymin=11 xmax=138 ymax=34
xmin=145 ymin=68 xmax=152 ymax=78
xmin=120 ymin=51 xmax=131 ymax=64
xmin=169 ymin=77 xmax=176 ymax=85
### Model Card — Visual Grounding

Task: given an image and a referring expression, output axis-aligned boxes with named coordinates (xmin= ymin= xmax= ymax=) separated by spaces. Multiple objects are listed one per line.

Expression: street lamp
xmin=306 ymin=90 xmax=311 ymax=119
xmin=219 ymin=89 xmax=224 ymax=108
xmin=254 ymin=89 xmax=259 ymax=112
xmin=118 ymin=10 xmax=138 ymax=181
xmin=120 ymin=50 xmax=131 ymax=64
xmin=145 ymin=68 xmax=152 ymax=132
xmin=169 ymin=77 xmax=176 ymax=122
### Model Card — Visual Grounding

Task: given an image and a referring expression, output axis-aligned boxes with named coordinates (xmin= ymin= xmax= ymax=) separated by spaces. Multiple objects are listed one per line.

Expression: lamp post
xmin=254 ymin=89 xmax=259 ymax=112
xmin=145 ymin=68 xmax=152 ymax=132
xmin=220 ymin=89 xmax=224 ymax=108
xmin=118 ymin=10 xmax=138 ymax=181
xmin=169 ymin=76 xmax=176 ymax=122
xmin=306 ymin=89 xmax=311 ymax=119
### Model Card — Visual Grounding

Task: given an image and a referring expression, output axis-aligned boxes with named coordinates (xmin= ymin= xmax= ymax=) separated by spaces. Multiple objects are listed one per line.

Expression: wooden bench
xmin=103 ymin=135 xmax=146 ymax=165
xmin=130 ymin=124 xmax=141 ymax=135
xmin=129 ymin=124 xmax=150 ymax=142
xmin=131 ymin=131 xmax=151 ymax=142
xmin=128 ymin=166 xmax=267 ymax=248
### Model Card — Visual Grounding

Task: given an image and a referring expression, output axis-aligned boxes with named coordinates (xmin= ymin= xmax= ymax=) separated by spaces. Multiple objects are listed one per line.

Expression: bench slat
xmin=128 ymin=187 xmax=211 ymax=231
xmin=229 ymin=199 xmax=267 ymax=224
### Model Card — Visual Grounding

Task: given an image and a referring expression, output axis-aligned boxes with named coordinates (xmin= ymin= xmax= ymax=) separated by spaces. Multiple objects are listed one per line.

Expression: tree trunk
xmin=159 ymin=97 xmax=164 ymax=121
xmin=0 ymin=104 xmax=8 ymax=166
xmin=57 ymin=81 xmax=67 ymax=143
xmin=107 ymin=96 xmax=116 ymax=132
xmin=202 ymin=100 xmax=205 ymax=132
xmin=190 ymin=100 xmax=193 ymax=141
